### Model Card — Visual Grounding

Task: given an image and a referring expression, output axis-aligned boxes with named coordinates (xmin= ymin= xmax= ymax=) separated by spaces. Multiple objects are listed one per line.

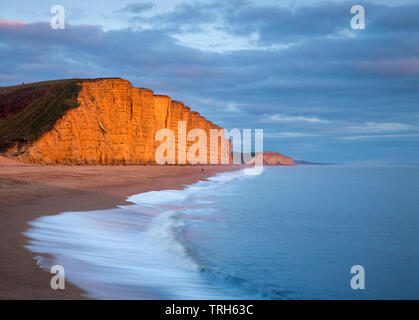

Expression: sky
xmin=0 ymin=0 xmax=419 ymax=163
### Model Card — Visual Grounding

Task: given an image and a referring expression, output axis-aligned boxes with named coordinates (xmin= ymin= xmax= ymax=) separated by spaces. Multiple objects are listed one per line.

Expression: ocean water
xmin=25 ymin=165 xmax=419 ymax=299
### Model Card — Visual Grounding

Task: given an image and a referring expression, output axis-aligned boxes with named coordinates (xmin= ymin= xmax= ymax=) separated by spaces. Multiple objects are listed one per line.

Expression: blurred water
xmin=25 ymin=165 xmax=419 ymax=299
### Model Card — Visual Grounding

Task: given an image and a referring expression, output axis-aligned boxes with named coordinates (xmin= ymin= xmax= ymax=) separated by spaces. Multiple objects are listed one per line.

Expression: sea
xmin=24 ymin=165 xmax=419 ymax=299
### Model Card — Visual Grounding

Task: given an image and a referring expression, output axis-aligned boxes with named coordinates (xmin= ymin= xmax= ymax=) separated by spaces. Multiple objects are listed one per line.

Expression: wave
xmin=25 ymin=168 xmax=264 ymax=299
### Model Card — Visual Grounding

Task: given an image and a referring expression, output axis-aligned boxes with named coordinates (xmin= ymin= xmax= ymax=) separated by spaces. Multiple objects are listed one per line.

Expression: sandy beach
xmin=0 ymin=155 xmax=240 ymax=299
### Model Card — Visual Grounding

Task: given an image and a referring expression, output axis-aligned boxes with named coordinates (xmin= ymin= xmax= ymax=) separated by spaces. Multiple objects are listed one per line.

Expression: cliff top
xmin=0 ymin=78 xmax=133 ymax=151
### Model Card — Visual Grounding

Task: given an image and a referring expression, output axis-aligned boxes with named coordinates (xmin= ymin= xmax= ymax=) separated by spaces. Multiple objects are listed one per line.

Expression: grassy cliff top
xmin=0 ymin=78 xmax=136 ymax=152
xmin=0 ymin=79 xmax=90 ymax=151
xmin=0 ymin=77 xmax=124 ymax=95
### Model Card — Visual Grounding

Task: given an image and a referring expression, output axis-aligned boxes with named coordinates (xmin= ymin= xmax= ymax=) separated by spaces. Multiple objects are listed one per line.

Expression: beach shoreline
xmin=0 ymin=155 xmax=242 ymax=299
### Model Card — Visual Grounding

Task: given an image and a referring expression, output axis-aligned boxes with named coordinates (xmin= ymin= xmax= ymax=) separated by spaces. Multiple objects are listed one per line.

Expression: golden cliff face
xmin=13 ymin=79 xmax=231 ymax=165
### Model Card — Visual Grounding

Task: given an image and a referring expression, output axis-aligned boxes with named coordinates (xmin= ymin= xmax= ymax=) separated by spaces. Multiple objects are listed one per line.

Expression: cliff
xmin=0 ymin=78 xmax=231 ymax=165
xmin=246 ymin=152 xmax=294 ymax=166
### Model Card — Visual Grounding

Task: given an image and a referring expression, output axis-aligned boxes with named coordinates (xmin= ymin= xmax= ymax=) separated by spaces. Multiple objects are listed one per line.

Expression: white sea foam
xmin=25 ymin=169 xmax=252 ymax=299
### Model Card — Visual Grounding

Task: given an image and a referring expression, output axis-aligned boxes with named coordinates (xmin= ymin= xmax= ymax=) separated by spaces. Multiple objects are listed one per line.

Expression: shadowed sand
xmin=0 ymin=155 xmax=241 ymax=299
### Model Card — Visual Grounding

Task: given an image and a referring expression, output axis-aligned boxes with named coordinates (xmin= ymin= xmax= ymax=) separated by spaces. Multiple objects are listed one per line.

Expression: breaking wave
xmin=25 ymin=168 xmax=264 ymax=299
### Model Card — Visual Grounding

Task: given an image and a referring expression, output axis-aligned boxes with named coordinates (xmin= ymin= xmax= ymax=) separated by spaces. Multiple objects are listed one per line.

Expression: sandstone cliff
xmin=0 ymin=78 xmax=231 ymax=165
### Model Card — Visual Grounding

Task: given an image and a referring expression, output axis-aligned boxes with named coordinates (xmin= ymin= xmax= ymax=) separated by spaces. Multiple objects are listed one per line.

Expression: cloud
xmin=358 ymin=58 xmax=419 ymax=76
xmin=265 ymin=132 xmax=319 ymax=138
xmin=349 ymin=122 xmax=417 ymax=132
xmin=129 ymin=1 xmax=354 ymax=45
xmin=67 ymin=8 xmax=85 ymax=21
xmin=117 ymin=2 xmax=154 ymax=14
xmin=0 ymin=19 xmax=26 ymax=27
xmin=270 ymin=114 xmax=328 ymax=123
xmin=343 ymin=133 xmax=419 ymax=140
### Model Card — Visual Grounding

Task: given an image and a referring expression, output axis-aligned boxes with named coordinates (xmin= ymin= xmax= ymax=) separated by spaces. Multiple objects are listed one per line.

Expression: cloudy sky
xmin=1 ymin=0 xmax=419 ymax=163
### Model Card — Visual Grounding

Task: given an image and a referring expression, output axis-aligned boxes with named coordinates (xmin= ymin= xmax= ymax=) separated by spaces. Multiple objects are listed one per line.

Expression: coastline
xmin=0 ymin=155 xmax=242 ymax=299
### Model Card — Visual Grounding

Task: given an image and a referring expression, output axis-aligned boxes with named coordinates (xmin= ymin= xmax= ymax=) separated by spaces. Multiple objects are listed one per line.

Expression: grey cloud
xmin=117 ymin=2 xmax=154 ymax=14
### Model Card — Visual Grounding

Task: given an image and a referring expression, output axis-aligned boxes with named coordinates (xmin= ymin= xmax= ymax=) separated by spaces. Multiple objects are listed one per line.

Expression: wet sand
xmin=0 ymin=155 xmax=240 ymax=299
